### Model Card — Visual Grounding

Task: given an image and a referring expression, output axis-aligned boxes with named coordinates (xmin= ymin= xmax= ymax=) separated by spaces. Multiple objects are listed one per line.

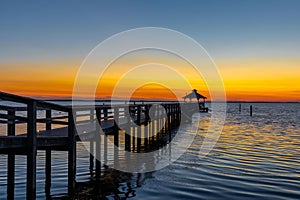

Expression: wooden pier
xmin=0 ymin=91 xmax=184 ymax=199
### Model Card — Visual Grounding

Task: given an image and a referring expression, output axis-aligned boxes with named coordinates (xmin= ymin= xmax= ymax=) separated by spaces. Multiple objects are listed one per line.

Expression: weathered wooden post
xmin=132 ymin=126 xmax=136 ymax=152
xmin=150 ymin=105 xmax=155 ymax=147
xmin=162 ymin=105 xmax=166 ymax=132
xmin=239 ymin=104 xmax=241 ymax=112
xmin=130 ymin=106 xmax=136 ymax=152
xmin=27 ymin=100 xmax=37 ymax=200
xmin=89 ymin=109 xmax=94 ymax=176
xmin=144 ymin=105 xmax=149 ymax=149
xmin=114 ymin=107 xmax=119 ymax=166
xmin=148 ymin=119 xmax=152 ymax=145
xmin=7 ymin=109 xmax=15 ymax=136
xmin=156 ymin=105 xmax=160 ymax=149
xmin=95 ymin=108 xmax=101 ymax=180
xmin=160 ymin=107 xmax=163 ymax=133
xmin=125 ymin=107 xmax=131 ymax=151
xmin=151 ymin=112 xmax=155 ymax=147
xmin=103 ymin=108 xmax=108 ymax=165
xmin=114 ymin=107 xmax=119 ymax=146
xmin=168 ymin=105 xmax=171 ymax=130
xmin=45 ymin=109 xmax=52 ymax=195
xmin=157 ymin=105 xmax=161 ymax=134
xmin=175 ymin=104 xmax=178 ymax=124
xmin=147 ymin=105 xmax=152 ymax=146
xmin=168 ymin=105 xmax=172 ymax=143
xmin=137 ymin=106 xmax=141 ymax=152
xmin=178 ymin=104 xmax=181 ymax=124
xmin=162 ymin=105 xmax=166 ymax=134
xmin=67 ymin=110 xmax=76 ymax=196
xmin=7 ymin=109 xmax=15 ymax=200
xmin=173 ymin=104 xmax=176 ymax=126
xmin=250 ymin=105 xmax=253 ymax=116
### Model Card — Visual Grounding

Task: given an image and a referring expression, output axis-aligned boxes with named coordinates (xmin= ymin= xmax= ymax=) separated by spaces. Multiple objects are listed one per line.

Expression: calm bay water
xmin=0 ymin=103 xmax=299 ymax=199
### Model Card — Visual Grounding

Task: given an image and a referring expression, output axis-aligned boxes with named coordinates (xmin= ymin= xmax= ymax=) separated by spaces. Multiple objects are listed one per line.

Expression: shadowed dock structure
xmin=0 ymin=91 xmax=189 ymax=199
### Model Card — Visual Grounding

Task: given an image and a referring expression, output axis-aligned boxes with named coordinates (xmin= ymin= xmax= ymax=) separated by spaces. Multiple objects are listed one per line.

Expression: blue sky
xmin=1 ymin=0 xmax=300 ymax=62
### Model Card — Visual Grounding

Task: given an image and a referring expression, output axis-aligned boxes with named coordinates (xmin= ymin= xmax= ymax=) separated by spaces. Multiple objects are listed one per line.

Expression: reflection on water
xmin=1 ymin=103 xmax=300 ymax=199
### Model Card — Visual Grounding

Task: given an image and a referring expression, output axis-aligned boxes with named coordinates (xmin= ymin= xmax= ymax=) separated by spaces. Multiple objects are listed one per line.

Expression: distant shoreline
xmin=41 ymin=99 xmax=300 ymax=104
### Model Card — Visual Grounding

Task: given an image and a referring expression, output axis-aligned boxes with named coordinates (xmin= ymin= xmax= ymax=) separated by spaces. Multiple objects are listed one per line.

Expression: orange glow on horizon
xmin=129 ymin=84 xmax=178 ymax=100
xmin=0 ymin=57 xmax=299 ymax=102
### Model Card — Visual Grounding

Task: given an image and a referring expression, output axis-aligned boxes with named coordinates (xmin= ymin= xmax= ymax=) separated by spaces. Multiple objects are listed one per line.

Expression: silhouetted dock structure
xmin=0 ymin=91 xmax=188 ymax=199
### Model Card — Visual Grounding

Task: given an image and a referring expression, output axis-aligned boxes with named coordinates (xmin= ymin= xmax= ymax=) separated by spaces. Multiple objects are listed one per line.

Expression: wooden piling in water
xmin=89 ymin=141 xmax=94 ymax=175
xmin=132 ymin=126 xmax=136 ymax=152
xmin=103 ymin=108 xmax=108 ymax=165
xmin=250 ymin=105 xmax=253 ymax=116
xmin=137 ymin=106 xmax=141 ymax=152
xmin=144 ymin=105 xmax=150 ymax=149
xmin=125 ymin=125 xmax=131 ymax=151
xmin=67 ymin=110 xmax=76 ymax=196
xmin=114 ymin=107 xmax=119 ymax=167
xmin=45 ymin=109 xmax=52 ymax=195
xmin=89 ymin=109 xmax=95 ymax=176
xmin=27 ymin=100 xmax=37 ymax=200
xmin=7 ymin=153 xmax=15 ymax=200
xmin=7 ymin=109 xmax=15 ymax=200
xmin=125 ymin=112 xmax=131 ymax=152
xmin=151 ymin=118 xmax=155 ymax=147
xmin=95 ymin=108 xmax=101 ymax=180
xmin=168 ymin=106 xmax=172 ymax=142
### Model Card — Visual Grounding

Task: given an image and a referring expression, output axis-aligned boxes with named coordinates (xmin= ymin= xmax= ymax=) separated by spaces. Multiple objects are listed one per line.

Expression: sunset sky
xmin=0 ymin=0 xmax=299 ymax=101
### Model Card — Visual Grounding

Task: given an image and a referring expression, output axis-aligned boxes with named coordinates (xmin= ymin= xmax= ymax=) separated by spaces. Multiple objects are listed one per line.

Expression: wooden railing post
xmin=151 ymin=105 xmax=155 ymax=147
xmin=103 ymin=108 xmax=108 ymax=165
xmin=68 ymin=110 xmax=76 ymax=196
xmin=155 ymin=105 xmax=160 ymax=149
xmin=114 ymin=107 xmax=119 ymax=166
xmin=7 ymin=109 xmax=15 ymax=200
xmin=104 ymin=108 xmax=108 ymax=121
xmin=137 ymin=106 xmax=141 ymax=152
xmin=95 ymin=108 xmax=101 ymax=180
xmin=144 ymin=105 xmax=149 ymax=148
xmin=45 ymin=109 xmax=52 ymax=196
xmin=124 ymin=107 xmax=131 ymax=151
xmin=7 ymin=109 xmax=15 ymax=136
xmin=27 ymin=100 xmax=37 ymax=200
xmin=89 ymin=109 xmax=95 ymax=176
xmin=168 ymin=105 xmax=171 ymax=142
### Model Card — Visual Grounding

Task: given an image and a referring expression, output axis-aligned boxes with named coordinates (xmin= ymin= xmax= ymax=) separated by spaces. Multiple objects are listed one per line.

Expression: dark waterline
xmin=0 ymin=103 xmax=300 ymax=199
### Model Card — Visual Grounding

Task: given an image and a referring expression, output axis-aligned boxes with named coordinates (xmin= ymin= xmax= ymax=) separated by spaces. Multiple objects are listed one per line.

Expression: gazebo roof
xmin=183 ymin=89 xmax=206 ymax=100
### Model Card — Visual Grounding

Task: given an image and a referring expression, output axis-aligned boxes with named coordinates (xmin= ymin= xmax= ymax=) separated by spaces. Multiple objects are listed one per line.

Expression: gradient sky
xmin=0 ymin=0 xmax=299 ymax=101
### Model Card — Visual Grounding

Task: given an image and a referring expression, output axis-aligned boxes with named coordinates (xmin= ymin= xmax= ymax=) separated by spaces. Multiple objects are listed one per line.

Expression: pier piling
xmin=27 ymin=100 xmax=37 ymax=200
xmin=45 ymin=109 xmax=52 ymax=195
xmin=67 ymin=111 xmax=76 ymax=196
xmin=7 ymin=109 xmax=15 ymax=200
xmin=95 ymin=108 xmax=101 ymax=180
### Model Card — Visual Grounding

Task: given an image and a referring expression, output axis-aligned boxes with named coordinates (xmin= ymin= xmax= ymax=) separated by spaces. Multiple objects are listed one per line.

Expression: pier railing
xmin=0 ymin=92 xmax=74 ymax=199
xmin=0 ymin=91 xmax=182 ymax=199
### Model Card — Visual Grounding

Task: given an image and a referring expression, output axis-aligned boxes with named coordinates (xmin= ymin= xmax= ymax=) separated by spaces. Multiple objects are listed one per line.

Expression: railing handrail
xmin=0 ymin=91 xmax=69 ymax=112
xmin=0 ymin=91 xmax=183 ymax=113
xmin=0 ymin=91 xmax=34 ymax=104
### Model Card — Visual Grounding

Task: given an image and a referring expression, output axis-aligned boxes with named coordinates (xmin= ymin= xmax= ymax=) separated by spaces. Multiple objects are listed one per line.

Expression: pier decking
xmin=0 ymin=92 xmax=185 ymax=199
